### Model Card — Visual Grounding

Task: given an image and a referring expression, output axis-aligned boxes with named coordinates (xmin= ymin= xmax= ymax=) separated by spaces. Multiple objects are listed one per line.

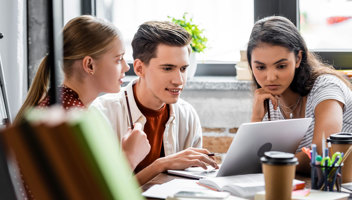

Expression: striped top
xmin=264 ymin=74 xmax=352 ymax=151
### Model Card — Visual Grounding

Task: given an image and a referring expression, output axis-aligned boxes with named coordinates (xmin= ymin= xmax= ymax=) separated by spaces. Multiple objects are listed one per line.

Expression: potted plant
xmin=169 ymin=13 xmax=207 ymax=79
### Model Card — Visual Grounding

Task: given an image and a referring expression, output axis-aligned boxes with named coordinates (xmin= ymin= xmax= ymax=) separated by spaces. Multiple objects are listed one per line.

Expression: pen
xmin=327 ymin=142 xmax=332 ymax=157
xmin=330 ymin=155 xmax=340 ymax=167
xmin=124 ymin=91 xmax=134 ymax=129
xmin=264 ymin=99 xmax=271 ymax=121
xmin=311 ymin=144 xmax=317 ymax=187
xmin=325 ymin=148 xmax=329 ymax=160
xmin=322 ymin=132 xmax=326 ymax=158
xmin=311 ymin=144 xmax=316 ymax=165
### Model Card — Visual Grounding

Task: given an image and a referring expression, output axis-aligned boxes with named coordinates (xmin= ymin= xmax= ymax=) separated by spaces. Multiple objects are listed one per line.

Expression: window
xmin=97 ymin=0 xmax=254 ymax=63
xmin=300 ymin=0 xmax=352 ymax=50
xmin=254 ymin=0 xmax=352 ymax=69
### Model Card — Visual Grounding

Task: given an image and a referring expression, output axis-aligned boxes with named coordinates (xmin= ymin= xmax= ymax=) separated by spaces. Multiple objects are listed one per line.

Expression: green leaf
xmin=168 ymin=12 xmax=207 ymax=53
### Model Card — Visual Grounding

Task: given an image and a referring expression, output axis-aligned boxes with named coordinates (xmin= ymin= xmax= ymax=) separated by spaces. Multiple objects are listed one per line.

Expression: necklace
xmin=279 ymin=96 xmax=302 ymax=119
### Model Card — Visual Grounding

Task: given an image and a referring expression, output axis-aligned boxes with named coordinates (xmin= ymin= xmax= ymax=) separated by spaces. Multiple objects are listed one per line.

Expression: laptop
xmin=167 ymin=118 xmax=312 ymax=179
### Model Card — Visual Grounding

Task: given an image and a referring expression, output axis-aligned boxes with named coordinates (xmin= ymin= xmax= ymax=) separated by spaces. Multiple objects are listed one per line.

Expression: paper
xmin=142 ymin=179 xmax=212 ymax=199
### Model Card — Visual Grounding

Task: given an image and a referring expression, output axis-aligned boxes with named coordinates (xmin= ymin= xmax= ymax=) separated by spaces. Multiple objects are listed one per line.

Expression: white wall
xmin=181 ymin=90 xmax=252 ymax=128
xmin=0 ymin=0 xmax=27 ymax=122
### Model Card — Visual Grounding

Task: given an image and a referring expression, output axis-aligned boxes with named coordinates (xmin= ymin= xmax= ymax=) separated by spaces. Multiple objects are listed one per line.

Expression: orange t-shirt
xmin=133 ymin=85 xmax=169 ymax=173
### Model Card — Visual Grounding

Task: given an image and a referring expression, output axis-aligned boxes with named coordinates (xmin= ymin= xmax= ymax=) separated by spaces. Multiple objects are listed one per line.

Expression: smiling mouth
xmin=166 ymin=88 xmax=183 ymax=95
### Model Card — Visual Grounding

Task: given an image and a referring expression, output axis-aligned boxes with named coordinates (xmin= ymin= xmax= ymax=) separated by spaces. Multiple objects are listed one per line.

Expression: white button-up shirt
xmin=90 ymin=79 xmax=202 ymax=156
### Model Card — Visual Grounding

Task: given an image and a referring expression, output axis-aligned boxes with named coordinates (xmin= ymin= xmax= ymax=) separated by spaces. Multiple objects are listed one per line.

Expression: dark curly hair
xmin=247 ymin=16 xmax=351 ymax=96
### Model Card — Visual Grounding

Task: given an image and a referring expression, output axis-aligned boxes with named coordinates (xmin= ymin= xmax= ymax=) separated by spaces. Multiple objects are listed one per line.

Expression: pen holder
xmin=311 ymin=164 xmax=342 ymax=191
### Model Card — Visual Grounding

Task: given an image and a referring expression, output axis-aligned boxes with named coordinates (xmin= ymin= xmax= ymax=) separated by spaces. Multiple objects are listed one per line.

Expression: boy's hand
xmin=157 ymin=147 xmax=219 ymax=171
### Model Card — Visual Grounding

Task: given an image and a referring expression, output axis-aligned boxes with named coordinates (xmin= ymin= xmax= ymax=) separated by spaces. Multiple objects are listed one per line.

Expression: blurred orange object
xmin=327 ymin=16 xmax=352 ymax=25
xmin=338 ymin=70 xmax=352 ymax=80
xmin=301 ymin=147 xmax=311 ymax=159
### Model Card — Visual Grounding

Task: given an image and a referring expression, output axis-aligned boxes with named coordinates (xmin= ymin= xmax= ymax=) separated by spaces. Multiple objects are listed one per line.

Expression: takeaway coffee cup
xmin=327 ymin=132 xmax=352 ymax=183
xmin=261 ymin=151 xmax=298 ymax=200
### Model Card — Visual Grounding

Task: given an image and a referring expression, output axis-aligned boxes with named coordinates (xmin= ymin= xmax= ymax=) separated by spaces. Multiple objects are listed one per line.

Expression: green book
xmin=25 ymin=107 xmax=108 ymax=199
xmin=25 ymin=106 xmax=144 ymax=200
xmin=69 ymin=108 xmax=144 ymax=200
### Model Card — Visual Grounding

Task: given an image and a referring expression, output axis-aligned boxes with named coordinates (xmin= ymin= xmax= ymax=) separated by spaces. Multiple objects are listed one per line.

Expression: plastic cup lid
xmin=261 ymin=151 xmax=298 ymax=165
xmin=327 ymin=132 xmax=352 ymax=144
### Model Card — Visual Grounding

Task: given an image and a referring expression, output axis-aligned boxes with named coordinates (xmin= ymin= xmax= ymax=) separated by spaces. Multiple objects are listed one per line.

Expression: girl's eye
xmin=116 ymin=57 xmax=124 ymax=63
xmin=256 ymin=66 xmax=265 ymax=70
xmin=277 ymin=64 xmax=286 ymax=69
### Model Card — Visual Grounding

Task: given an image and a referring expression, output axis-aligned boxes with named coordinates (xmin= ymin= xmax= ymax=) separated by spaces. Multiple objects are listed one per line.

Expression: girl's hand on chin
xmin=251 ymin=88 xmax=279 ymax=122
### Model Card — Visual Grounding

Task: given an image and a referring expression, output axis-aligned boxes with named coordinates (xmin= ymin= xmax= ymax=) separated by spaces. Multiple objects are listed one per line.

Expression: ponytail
xmin=13 ymin=56 xmax=50 ymax=124
xmin=14 ymin=15 xmax=121 ymax=124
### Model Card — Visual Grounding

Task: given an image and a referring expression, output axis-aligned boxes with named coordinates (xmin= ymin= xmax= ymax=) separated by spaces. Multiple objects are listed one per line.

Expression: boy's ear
xmin=133 ymin=59 xmax=145 ymax=77
xmin=82 ymin=56 xmax=95 ymax=75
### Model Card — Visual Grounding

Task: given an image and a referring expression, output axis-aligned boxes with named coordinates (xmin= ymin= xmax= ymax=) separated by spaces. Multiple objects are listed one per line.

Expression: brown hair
xmin=247 ymin=16 xmax=352 ymax=95
xmin=14 ymin=15 xmax=121 ymax=124
xmin=131 ymin=21 xmax=191 ymax=65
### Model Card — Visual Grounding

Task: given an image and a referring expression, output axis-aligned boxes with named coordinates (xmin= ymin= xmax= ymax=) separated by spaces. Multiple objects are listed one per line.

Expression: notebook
xmin=167 ymin=118 xmax=312 ymax=179
xmin=255 ymin=189 xmax=349 ymax=200
xmin=198 ymin=173 xmax=305 ymax=198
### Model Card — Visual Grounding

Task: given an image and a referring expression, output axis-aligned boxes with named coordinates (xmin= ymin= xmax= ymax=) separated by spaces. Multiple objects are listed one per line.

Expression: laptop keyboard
xmin=189 ymin=169 xmax=218 ymax=177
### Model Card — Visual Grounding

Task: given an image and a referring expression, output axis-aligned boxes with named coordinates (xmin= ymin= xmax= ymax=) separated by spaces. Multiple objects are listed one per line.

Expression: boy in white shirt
xmin=91 ymin=21 xmax=218 ymax=185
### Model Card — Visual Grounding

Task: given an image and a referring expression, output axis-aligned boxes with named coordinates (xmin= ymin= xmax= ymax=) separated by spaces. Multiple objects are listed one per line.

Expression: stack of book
xmin=0 ymin=107 xmax=143 ymax=200
xmin=235 ymin=49 xmax=252 ymax=81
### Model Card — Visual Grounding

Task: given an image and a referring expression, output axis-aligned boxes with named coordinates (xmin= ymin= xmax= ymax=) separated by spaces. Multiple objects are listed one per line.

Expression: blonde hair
xmin=14 ymin=15 xmax=121 ymax=124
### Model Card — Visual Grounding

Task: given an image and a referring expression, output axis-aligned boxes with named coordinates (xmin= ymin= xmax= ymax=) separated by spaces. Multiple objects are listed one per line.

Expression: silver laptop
xmin=167 ymin=118 xmax=312 ymax=179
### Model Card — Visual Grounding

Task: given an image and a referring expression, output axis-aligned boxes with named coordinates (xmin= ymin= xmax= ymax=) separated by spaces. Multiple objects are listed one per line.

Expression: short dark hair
xmin=132 ymin=21 xmax=191 ymax=65
xmin=247 ymin=16 xmax=351 ymax=95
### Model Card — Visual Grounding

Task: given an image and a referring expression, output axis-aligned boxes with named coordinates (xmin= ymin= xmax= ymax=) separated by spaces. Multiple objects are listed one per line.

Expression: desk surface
xmin=141 ymin=173 xmax=311 ymax=200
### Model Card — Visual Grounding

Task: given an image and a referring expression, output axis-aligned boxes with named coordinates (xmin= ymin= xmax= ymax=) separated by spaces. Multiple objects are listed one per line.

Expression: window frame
xmin=81 ymin=0 xmax=96 ymax=15
xmin=97 ymin=0 xmax=352 ymax=77
xmin=254 ymin=0 xmax=352 ymax=69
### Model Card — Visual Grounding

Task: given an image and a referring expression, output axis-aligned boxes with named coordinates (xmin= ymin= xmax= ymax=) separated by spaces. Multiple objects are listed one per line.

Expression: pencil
xmin=207 ymin=153 xmax=221 ymax=157
xmin=340 ymin=145 xmax=352 ymax=165
xmin=124 ymin=91 xmax=134 ymax=129
xmin=264 ymin=99 xmax=271 ymax=121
